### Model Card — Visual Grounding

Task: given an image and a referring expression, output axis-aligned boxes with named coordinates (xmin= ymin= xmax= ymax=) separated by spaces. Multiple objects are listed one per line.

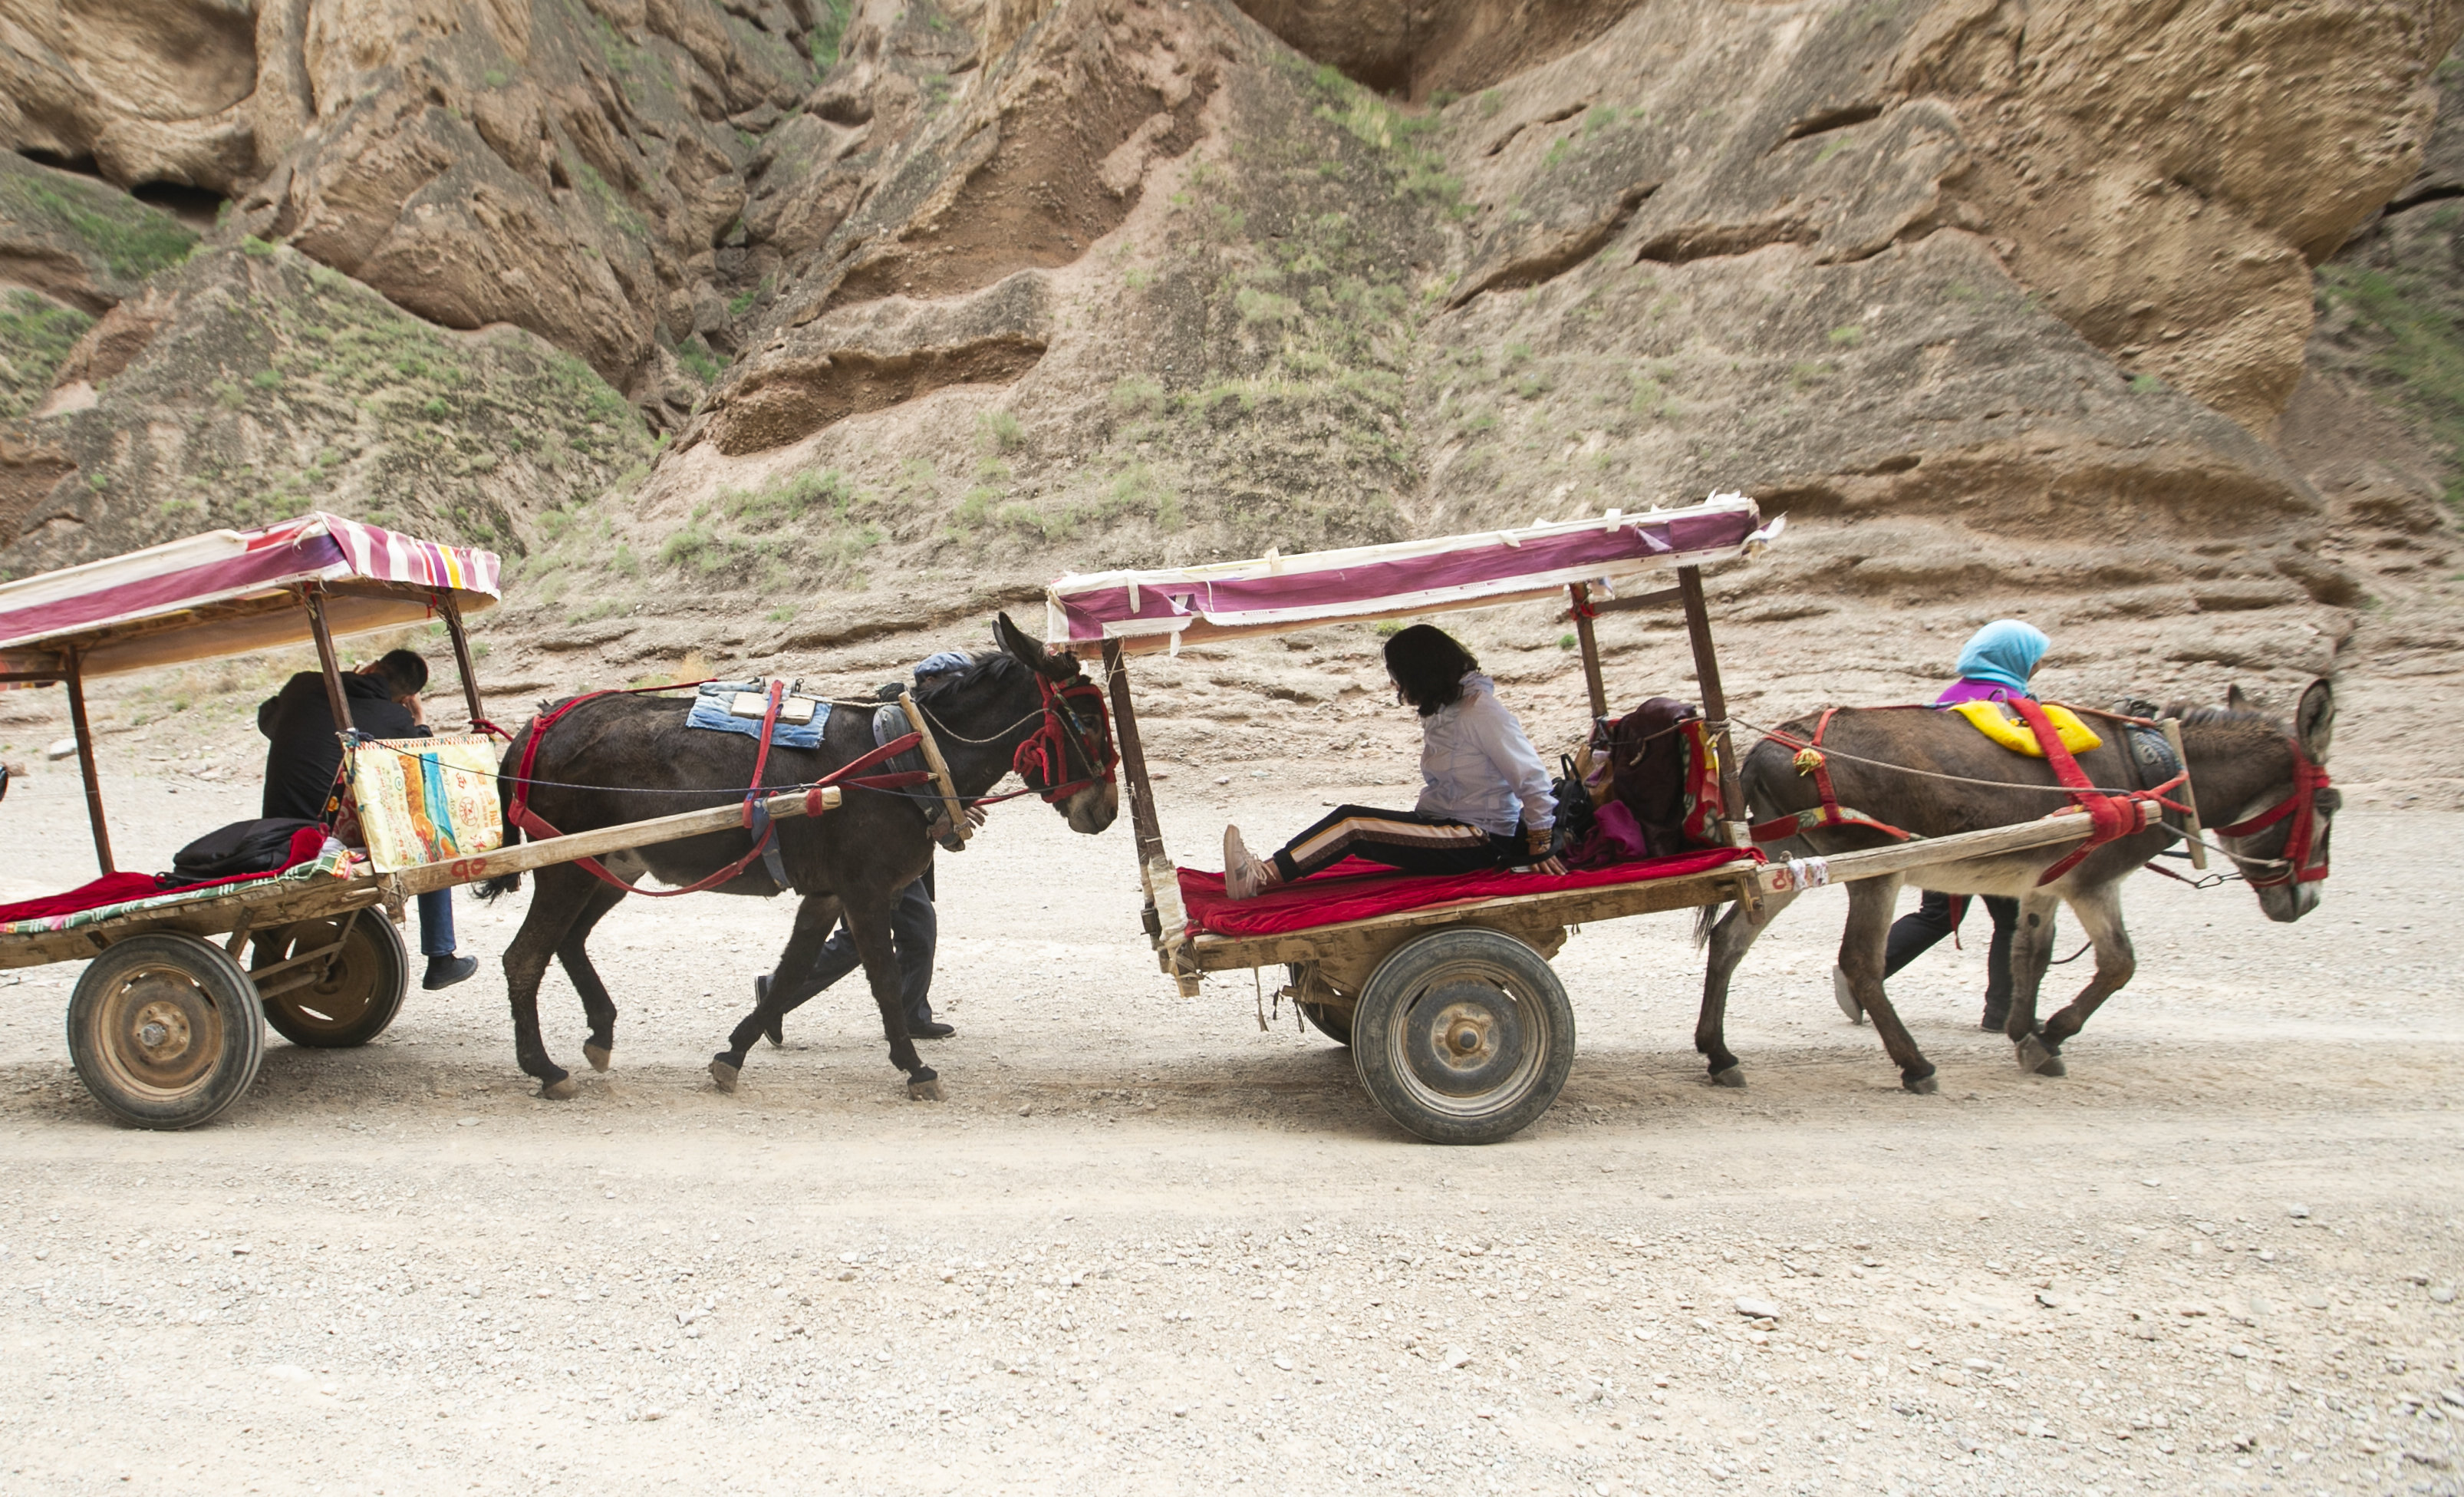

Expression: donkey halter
xmin=1013 ymin=666 xmax=1118 ymax=804
xmin=2209 ymin=736 xmax=2333 ymax=888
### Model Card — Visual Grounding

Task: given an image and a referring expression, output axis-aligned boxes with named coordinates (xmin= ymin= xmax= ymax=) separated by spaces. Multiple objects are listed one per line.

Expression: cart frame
xmin=1049 ymin=503 xmax=2093 ymax=1143
xmin=0 ymin=514 xmax=835 ymax=1127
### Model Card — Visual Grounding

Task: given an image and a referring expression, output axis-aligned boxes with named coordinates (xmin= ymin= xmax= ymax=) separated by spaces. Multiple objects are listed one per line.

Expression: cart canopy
xmin=1045 ymin=493 xmax=1776 ymax=655
xmin=0 ymin=513 xmax=500 ymax=681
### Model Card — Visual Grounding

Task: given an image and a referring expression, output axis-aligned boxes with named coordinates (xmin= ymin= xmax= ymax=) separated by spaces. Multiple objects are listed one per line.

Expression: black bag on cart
xmin=166 ymin=817 xmax=321 ymax=885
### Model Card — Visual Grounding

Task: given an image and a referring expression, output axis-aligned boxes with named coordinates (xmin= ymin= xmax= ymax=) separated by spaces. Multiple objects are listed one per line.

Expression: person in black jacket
xmin=259 ymin=649 xmax=478 ymax=991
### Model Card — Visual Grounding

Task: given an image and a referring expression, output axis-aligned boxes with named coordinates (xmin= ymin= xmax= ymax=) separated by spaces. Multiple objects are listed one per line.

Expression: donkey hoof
xmin=583 ymin=1042 xmax=613 ymax=1073
xmin=1710 ymin=1066 xmax=1746 ymax=1089
xmin=708 ymin=1057 xmax=740 ymax=1095
xmin=541 ymin=1076 xmax=578 ymax=1102
xmin=2016 ymin=1035 xmax=2065 ymax=1077
xmin=907 ymin=1070 xmax=945 ymax=1102
xmin=1902 ymin=1071 xmax=1939 ymax=1096
xmin=1831 ymin=968 xmax=1865 ymax=1024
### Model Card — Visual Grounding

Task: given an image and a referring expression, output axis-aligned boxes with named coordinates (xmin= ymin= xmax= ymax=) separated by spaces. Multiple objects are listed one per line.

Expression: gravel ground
xmin=0 ymin=752 xmax=2459 ymax=1497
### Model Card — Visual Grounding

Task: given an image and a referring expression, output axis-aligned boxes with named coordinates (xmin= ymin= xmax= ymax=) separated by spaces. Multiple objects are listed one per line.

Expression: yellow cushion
xmin=1946 ymin=701 xmax=2103 ymax=757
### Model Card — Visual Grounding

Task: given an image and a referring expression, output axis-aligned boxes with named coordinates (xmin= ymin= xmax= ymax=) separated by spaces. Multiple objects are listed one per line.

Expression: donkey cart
xmin=1046 ymin=496 xmax=2116 ymax=1145
xmin=0 ymin=513 xmax=841 ymax=1129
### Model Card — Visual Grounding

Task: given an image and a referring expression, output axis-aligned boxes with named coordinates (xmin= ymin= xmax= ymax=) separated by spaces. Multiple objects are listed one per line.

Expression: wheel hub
xmin=1402 ymin=981 xmax=1521 ymax=1097
xmin=99 ymin=969 xmax=222 ymax=1096
xmin=133 ymin=1001 xmax=191 ymax=1060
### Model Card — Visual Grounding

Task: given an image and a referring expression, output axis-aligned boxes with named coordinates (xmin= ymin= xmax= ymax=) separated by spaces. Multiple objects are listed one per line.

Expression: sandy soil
xmin=0 ymin=724 xmax=2459 ymax=1496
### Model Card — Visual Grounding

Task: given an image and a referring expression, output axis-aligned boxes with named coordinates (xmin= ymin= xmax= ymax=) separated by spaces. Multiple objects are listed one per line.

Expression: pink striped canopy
xmin=0 ymin=513 xmax=501 ymax=681
xmin=1045 ymin=496 xmax=1776 ymax=655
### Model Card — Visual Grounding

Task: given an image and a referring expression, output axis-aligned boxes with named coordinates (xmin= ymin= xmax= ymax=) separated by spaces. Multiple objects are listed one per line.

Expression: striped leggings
xmin=1270 ymin=805 xmax=1521 ymax=882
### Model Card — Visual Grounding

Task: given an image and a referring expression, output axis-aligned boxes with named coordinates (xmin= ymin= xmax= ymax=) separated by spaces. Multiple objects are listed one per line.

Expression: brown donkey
xmin=1696 ymin=680 xmax=2337 ymax=1093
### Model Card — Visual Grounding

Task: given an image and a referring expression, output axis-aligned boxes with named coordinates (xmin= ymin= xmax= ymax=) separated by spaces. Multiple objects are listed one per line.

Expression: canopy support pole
xmin=1676 ymin=565 xmax=1751 ymax=852
xmin=1568 ymin=583 xmax=1609 ymax=725
xmin=437 ymin=590 xmax=487 ymax=731
xmin=299 ymin=585 xmax=355 ymax=734
xmin=1103 ymin=642 xmax=1168 ymax=930
xmin=63 ymin=650 xmax=113 ymax=875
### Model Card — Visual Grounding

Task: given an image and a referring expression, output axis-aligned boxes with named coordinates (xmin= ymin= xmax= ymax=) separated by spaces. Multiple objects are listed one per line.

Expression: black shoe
xmin=1981 ymin=1005 xmax=2009 ymax=1033
xmin=423 ymin=954 xmax=479 ymax=991
xmin=911 ymin=1020 xmax=955 ymax=1040
xmin=756 ymin=974 xmax=783 ymax=1047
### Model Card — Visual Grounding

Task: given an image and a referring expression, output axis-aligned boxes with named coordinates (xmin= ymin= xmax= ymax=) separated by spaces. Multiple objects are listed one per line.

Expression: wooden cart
xmin=1046 ymin=498 xmax=2095 ymax=1144
xmin=0 ymin=513 xmax=835 ymax=1129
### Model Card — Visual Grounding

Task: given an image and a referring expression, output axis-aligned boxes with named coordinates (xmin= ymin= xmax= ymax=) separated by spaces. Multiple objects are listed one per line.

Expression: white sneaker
xmin=1832 ymin=966 xmax=1866 ymax=1025
xmin=1224 ymin=826 xmax=1267 ymax=900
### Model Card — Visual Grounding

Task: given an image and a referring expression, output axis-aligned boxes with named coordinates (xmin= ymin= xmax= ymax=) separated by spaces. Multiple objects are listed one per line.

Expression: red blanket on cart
xmin=0 ymin=827 xmax=328 ymax=925
xmin=1178 ymin=846 xmax=1757 ymax=938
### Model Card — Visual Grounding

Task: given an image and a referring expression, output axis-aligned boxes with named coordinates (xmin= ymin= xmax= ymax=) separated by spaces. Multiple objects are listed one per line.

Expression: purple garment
xmin=1933 ymin=678 xmax=2033 ymax=707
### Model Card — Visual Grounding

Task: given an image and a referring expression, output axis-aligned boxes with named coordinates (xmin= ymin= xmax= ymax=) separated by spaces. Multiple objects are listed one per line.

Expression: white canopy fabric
xmin=1045 ymin=494 xmax=1777 ymax=655
xmin=0 ymin=513 xmax=501 ymax=681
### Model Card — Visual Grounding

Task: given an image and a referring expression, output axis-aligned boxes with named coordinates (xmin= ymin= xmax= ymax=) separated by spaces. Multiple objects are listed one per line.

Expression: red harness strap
xmin=2008 ymin=695 xmax=2172 ymax=886
xmin=2209 ymin=741 xmax=2332 ymax=886
xmin=1748 ymin=707 xmax=1921 ymax=844
xmin=512 ymin=681 xmax=792 ymax=899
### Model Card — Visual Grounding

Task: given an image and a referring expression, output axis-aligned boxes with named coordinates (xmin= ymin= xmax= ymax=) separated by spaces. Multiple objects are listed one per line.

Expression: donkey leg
xmin=2037 ymin=881 xmax=2135 ymax=1058
xmin=503 ymin=865 xmax=594 ymax=1100
xmin=712 ymin=895 xmax=842 ymax=1090
xmin=841 ymin=890 xmax=937 ymax=1098
xmin=1695 ymin=889 xmax=1798 ymax=1086
xmin=2004 ymin=890 xmax=2066 ymax=1074
xmin=558 ymin=881 xmax=631 ymax=1072
xmin=1837 ymin=875 xmax=1938 ymax=1093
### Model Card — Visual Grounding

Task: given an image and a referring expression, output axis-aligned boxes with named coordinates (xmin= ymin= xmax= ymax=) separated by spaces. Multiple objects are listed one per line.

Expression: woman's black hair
xmin=1383 ymin=625 xmax=1478 ymax=717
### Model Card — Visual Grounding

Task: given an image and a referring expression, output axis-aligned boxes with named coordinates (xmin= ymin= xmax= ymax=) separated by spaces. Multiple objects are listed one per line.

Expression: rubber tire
xmin=1299 ymin=1003 xmax=1354 ymax=1047
xmin=66 ymin=932 xmax=265 ymax=1130
xmin=1288 ymin=964 xmax=1354 ymax=1047
xmin=255 ymin=913 xmax=410 ymax=1049
xmin=1350 ymin=926 xmax=1574 ymax=1146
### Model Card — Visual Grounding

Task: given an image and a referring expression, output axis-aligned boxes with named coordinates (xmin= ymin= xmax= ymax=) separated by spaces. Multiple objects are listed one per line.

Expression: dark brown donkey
xmin=478 ymin=615 xmax=1118 ymax=1100
xmin=1695 ymin=680 xmax=2337 ymax=1093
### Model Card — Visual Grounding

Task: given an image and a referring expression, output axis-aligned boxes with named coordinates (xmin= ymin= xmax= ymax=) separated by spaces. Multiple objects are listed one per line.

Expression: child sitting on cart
xmin=1222 ymin=625 xmax=1565 ymax=899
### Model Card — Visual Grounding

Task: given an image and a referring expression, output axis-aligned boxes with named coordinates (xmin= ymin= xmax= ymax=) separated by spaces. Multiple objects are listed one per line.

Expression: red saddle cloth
xmin=1178 ymin=846 xmax=1756 ymax=939
xmin=0 ymin=827 xmax=329 ymax=925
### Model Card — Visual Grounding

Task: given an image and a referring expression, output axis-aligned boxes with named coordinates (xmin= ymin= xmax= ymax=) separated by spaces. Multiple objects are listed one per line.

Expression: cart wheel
xmin=1351 ymin=927 xmax=1573 ymax=1145
xmin=1286 ymin=963 xmax=1354 ymax=1047
xmin=66 ymin=933 xmax=265 ymax=1129
xmin=254 ymin=913 xmax=409 ymax=1049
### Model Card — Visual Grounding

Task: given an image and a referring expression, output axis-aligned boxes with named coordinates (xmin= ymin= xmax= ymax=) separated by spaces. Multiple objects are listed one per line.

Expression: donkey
xmin=479 ymin=615 xmax=1118 ymax=1101
xmin=1695 ymin=679 xmax=2337 ymax=1093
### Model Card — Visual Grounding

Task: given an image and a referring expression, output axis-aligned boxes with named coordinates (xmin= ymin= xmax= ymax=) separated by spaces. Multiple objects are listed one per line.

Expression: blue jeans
xmin=773 ymin=878 xmax=936 ymax=1030
xmin=417 ymin=889 xmax=456 ymax=958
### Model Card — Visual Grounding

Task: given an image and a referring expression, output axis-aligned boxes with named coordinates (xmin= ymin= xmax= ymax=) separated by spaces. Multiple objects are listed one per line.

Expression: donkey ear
xmin=2225 ymin=683 xmax=2253 ymax=711
xmin=2295 ymin=676 xmax=2336 ymax=762
xmin=993 ymin=612 xmax=1069 ymax=679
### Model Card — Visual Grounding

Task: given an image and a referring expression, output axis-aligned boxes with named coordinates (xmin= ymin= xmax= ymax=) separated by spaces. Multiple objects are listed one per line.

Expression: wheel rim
xmin=91 ymin=961 xmax=229 ymax=1103
xmin=1382 ymin=965 xmax=1549 ymax=1120
xmin=259 ymin=922 xmax=377 ymax=1037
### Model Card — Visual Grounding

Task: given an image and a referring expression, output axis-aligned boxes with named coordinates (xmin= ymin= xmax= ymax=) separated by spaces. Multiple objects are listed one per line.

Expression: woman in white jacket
xmin=1223 ymin=625 xmax=1564 ymax=899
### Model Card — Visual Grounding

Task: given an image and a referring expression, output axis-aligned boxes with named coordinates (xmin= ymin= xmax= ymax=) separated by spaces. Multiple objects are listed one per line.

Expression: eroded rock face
xmin=2 ymin=0 xmax=2459 ymax=644
xmin=0 ymin=242 xmax=651 ymax=572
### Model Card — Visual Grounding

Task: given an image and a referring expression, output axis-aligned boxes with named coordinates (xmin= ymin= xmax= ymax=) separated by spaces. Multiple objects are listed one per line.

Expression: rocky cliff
xmin=2 ymin=0 xmax=2460 ymax=717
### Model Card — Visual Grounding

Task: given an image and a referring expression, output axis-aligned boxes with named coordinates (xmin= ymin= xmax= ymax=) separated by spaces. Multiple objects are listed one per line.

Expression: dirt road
xmin=2 ymin=759 xmax=2459 ymax=1497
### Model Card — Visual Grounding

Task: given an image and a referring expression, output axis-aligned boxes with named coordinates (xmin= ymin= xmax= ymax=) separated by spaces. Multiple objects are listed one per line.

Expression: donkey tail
xmin=1691 ymin=902 xmax=1723 ymax=950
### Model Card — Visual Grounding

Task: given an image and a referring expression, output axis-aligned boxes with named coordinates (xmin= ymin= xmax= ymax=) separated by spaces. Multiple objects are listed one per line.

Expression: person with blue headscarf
xmin=1837 ymin=620 xmax=2050 ymax=1032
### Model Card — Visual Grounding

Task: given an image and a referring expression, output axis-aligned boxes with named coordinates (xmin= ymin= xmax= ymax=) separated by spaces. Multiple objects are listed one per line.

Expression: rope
xmin=1728 ymin=712 xmax=2153 ymax=797
xmin=1729 ymin=711 xmax=2290 ymax=875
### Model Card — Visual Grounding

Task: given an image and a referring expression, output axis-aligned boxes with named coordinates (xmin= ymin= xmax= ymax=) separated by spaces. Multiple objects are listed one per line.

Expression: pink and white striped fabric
xmin=0 ymin=512 xmax=501 ymax=681
xmin=1044 ymin=494 xmax=1778 ymax=655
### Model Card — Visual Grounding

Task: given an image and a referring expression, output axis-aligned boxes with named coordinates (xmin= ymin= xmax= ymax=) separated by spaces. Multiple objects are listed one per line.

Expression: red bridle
xmin=2209 ymin=738 xmax=2334 ymax=887
xmin=1012 ymin=671 xmax=1117 ymax=804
